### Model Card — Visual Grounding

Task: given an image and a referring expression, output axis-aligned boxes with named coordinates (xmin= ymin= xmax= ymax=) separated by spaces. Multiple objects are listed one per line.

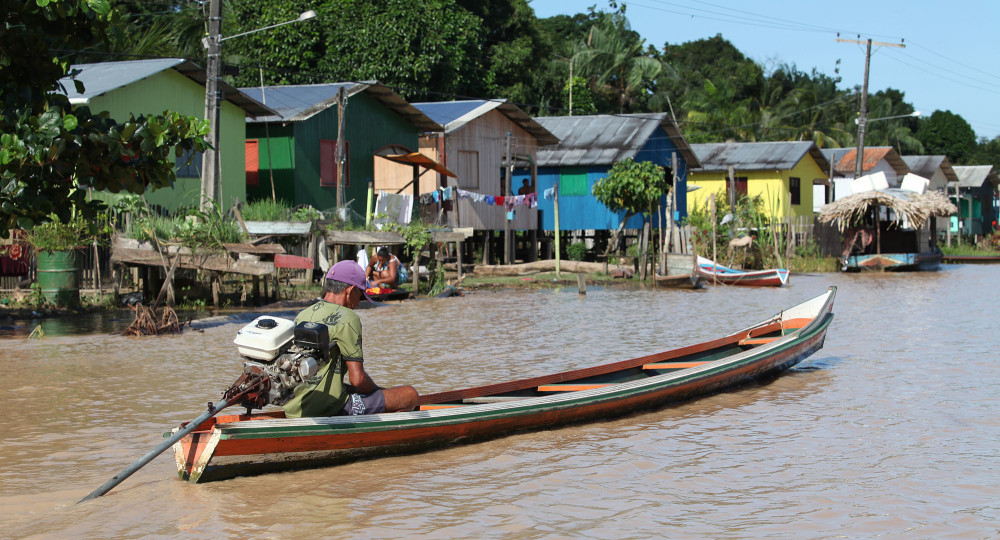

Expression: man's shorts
xmin=338 ymin=389 xmax=386 ymax=415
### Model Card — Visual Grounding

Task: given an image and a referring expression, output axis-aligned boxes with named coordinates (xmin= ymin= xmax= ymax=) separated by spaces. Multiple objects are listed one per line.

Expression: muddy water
xmin=2 ymin=266 xmax=998 ymax=538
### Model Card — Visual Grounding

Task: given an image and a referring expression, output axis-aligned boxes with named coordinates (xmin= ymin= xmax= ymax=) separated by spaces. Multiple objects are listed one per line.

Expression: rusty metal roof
xmin=690 ymin=141 xmax=829 ymax=173
xmin=954 ymin=165 xmax=998 ymax=188
xmin=534 ymin=113 xmax=700 ymax=168
xmin=826 ymin=147 xmax=910 ymax=177
xmin=240 ymin=81 xmax=442 ymax=132
xmin=902 ymin=155 xmax=959 ymax=183
xmin=63 ymin=58 xmax=275 ymax=118
xmin=414 ymin=100 xmax=559 ymax=145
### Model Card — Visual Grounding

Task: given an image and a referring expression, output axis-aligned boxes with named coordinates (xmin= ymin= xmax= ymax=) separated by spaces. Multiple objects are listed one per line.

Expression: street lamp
xmin=201 ymin=4 xmax=317 ymax=210
xmin=853 ymin=110 xmax=921 ymax=178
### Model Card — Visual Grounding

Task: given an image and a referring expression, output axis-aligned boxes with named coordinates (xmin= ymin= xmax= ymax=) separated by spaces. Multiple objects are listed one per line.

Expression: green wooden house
xmin=61 ymin=58 xmax=272 ymax=212
xmin=239 ymin=82 xmax=443 ymax=219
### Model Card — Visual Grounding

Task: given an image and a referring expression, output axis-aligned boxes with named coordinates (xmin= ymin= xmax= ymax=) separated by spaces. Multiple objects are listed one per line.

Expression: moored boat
xmin=696 ymin=256 xmax=789 ymax=287
xmin=173 ymin=288 xmax=836 ymax=483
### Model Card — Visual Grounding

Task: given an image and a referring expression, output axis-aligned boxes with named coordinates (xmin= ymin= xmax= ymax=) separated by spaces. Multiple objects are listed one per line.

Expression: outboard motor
xmin=225 ymin=317 xmax=331 ymax=412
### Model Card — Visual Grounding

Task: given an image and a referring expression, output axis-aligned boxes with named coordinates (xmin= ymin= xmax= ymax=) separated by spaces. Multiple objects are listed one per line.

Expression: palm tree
xmin=571 ymin=14 xmax=666 ymax=114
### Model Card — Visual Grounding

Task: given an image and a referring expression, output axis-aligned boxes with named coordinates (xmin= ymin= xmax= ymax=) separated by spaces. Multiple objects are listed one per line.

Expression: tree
xmin=572 ymin=10 xmax=664 ymax=113
xmin=918 ymin=110 xmax=977 ymax=164
xmin=592 ymin=158 xmax=668 ymax=257
xmin=966 ymin=136 xmax=1000 ymax=170
xmin=0 ymin=0 xmax=210 ymax=235
xmin=226 ymin=0 xmax=485 ymax=101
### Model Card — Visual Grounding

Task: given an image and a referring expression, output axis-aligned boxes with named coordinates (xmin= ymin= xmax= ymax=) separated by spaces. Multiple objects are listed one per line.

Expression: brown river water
xmin=1 ymin=266 xmax=998 ymax=538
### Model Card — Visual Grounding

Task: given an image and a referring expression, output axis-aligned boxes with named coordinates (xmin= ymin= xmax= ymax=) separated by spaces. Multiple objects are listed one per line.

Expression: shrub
xmin=567 ymin=241 xmax=588 ymax=261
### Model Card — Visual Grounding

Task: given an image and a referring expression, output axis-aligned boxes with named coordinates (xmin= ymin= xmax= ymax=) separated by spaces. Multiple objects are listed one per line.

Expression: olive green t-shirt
xmin=282 ymin=300 xmax=364 ymax=418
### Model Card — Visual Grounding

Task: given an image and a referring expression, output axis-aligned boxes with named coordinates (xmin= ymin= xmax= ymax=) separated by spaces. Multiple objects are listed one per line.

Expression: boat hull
xmin=174 ymin=289 xmax=835 ymax=483
xmin=845 ymin=250 xmax=941 ymax=272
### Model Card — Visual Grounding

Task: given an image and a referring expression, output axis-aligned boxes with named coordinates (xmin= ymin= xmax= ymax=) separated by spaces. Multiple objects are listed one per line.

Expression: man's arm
xmin=346 ymin=360 xmax=379 ymax=394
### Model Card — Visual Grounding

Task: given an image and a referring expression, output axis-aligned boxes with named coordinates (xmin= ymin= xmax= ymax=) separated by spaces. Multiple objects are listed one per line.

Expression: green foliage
xmin=124 ymin=203 xmax=245 ymax=251
xmin=0 ymin=0 xmax=210 ymax=236
xmin=592 ymin=158 xmax=668 ymax=219
xmin=27 ymin=215 xmax=95 ymax=252
xmin=918 ymin=110 xmax=978 ymax=164
xmin=383 ymin=219 xmax=433 ymax=257
xmin=566 ymin=241 xmax=588 ymax=261
xmin=227 ymin=0 xmax=486 ymax=100
xmin=242 ymin=199 xmax=293 ymax=221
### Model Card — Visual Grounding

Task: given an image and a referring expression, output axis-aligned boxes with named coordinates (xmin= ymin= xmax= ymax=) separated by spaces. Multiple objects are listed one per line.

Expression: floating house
xmin=61 ymin=58 xmax=273 ymax=212
xmin=687 ymin=141 xmax=830 ymax=218
xmin=239 ymin=82 xmax=443 ymax=220
xmin=411 ymin=99 xmax=560 ymax=231
xmin=533 ymin=113 xmax=700 ymax=232
xmin=952 ymin=165 xmax=999 ymax=236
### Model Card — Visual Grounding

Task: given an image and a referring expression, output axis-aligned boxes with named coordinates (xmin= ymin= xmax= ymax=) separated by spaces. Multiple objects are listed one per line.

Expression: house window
xmin=245 ymin=140 xmax=259 ymax=186
xmin=175 ymin=148 xmax=203 ymax=178
xmin=727 ymin=176 xmax=748 ymax=202
xmin=457 ymin=150 xmax=479 ymax=189
xmin=320 ymin=139 xmax=350 ymax=187
xmin=561 ymin=168 xmax=588 ymax=196
xmin=789 ymin=177 xmax=801 ymax=205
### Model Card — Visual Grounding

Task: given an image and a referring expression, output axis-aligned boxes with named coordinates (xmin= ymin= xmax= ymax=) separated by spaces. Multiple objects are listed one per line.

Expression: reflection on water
xmin=2 ymin=265 xmax=999 ymax=537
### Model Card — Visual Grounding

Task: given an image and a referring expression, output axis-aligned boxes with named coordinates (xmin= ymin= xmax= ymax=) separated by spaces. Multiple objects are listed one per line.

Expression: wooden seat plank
xmin=642 ymin=361 xmax=712 ymax=370
xmin=537 ymin=384 xmax=610 ymax=392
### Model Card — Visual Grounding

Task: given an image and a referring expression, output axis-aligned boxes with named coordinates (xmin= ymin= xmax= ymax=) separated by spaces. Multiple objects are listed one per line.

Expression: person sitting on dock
xmin=366 ymin=247 xmax=408 ymax=288
xmin=283 ymin=260 xmax=419 ymax=418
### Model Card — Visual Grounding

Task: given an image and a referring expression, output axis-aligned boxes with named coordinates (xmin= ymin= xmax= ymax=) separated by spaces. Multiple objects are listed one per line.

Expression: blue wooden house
xmin=533 ymin=113 xmax=700 ymax=231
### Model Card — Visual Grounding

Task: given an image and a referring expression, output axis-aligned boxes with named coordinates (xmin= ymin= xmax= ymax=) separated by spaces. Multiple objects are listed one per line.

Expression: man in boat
xmin=365 ymin=247 xmax=408 ymax=288
xmin=282 ymin=260 xmax=419 ymax=418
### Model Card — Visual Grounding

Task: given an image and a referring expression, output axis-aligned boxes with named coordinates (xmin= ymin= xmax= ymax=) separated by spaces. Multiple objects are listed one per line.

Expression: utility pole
xmin=201 ymin=0 xmax=222 ymax=211
xmin=836 ymin=36 xmax=905 ymax=178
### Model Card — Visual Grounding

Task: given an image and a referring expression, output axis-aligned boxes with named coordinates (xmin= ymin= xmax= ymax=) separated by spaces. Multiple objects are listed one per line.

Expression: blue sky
xmin=529 ymin=0 xmax=1000 ymax=141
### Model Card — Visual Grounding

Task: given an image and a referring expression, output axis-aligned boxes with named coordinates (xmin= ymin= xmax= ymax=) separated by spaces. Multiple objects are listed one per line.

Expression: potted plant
xmin=27 ymin=215 xmax=98 ymax=308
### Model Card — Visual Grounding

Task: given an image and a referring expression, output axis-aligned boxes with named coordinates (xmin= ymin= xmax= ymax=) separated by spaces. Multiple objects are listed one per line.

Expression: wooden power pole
xmin=836 ymin=37 xmax=905 ymax=178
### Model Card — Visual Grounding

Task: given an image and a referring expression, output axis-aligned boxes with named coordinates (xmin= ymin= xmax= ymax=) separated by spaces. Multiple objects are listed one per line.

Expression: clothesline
xmin=418 ymin=186 xmax=543 ymax=210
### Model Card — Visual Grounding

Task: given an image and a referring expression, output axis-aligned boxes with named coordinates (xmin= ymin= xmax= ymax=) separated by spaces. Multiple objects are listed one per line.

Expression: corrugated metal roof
xmin=62 ymin=59 xmax=274 ymax=117
xmin=413 ymin=100 xmax=559 ymax=145
xmin=690 ymin=141 xmax=829 ymax=173
xmin=830 ymin=147 xmax=909 ymax=177
xmin=413 ymin=100 xmax=485 ymax=128
xmin=953 ymin=165 xmax=997 ymax=188
xmin=902 ymin=155 xmax=958 ymax=183
xmin=240 ymin=82 xmax=442 ymax=132
xmin=534 ymin=113 xmax=699 ymax=167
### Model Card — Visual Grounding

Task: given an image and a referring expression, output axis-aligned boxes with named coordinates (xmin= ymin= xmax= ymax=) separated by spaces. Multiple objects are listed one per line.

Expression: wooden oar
xmin=78 ymin=399 xmax=232 ymax=503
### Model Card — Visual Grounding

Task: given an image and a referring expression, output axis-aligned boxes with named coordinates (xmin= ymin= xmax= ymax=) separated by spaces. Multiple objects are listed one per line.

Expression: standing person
xmin=366 ymin=247 xmax=408 ymax=287
xmin=517 ymin=179 xmax=533 ymax=195
xmin=282 ymin=260 xmax=419 ymax=418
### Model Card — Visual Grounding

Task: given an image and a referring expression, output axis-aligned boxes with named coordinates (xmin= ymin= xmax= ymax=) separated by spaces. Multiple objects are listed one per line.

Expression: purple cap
xmin=326 ymin=260 xmax=374 ymax=303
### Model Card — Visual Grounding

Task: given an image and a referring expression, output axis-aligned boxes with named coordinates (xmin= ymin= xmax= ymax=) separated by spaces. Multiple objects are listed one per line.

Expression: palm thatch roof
xmin=818 ymin=189 xmax=957 ymax=231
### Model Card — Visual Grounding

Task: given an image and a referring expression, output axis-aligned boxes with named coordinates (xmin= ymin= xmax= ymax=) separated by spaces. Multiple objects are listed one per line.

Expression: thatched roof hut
xmin=818 ymin=189 xmax=957 ymax=231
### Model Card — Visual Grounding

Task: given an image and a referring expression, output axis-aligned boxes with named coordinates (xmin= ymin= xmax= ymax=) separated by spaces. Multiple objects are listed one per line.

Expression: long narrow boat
xmin=697 ymin=256 xmax=790 ymax=287
xmin=173 ymin=287 xmax=836 ymax=483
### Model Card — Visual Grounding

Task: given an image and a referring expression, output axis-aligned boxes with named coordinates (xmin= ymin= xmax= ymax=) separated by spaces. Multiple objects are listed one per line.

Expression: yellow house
xmin=688 ymin=141 xmax=830 ymax=219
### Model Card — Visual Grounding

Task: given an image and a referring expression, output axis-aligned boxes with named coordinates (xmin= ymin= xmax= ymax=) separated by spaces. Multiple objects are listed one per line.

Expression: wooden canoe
xmin=697 ymin=257 xmax=790 ymax=287
xmin=172 ymin=287 xmax=836 ymax=483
